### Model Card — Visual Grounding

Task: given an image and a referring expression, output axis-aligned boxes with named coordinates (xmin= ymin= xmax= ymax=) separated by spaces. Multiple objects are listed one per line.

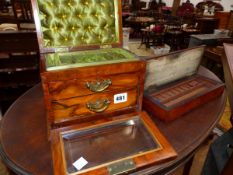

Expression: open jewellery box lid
xmin=31 ymin=0 xmax=136 ymax=71
xmin=143 ymin=45 xmax=205 ymax=91
xmin=51 ymin=111 xmax=177 ymax=175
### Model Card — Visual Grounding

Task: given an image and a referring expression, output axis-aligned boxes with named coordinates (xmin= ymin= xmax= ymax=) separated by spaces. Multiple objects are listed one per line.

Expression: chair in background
xmin=139 ymin=22 xmax=165 ymax=49
xmin=122 ymin=0 xmax=132 ymax=12
xmin=164 ymin=16 xmax=183 ymax=51
xmin=0 ymin=0 xmax=17 ymax=28
xmin=176 ymin=0 xmax=199 ymax=48
xmin=0 ymin=0 xmax=9 ymax=13
xmin=176 ymin=0 xmax=194 ymax=20
xmin=11 ymin=0 xmax=35 ymax=30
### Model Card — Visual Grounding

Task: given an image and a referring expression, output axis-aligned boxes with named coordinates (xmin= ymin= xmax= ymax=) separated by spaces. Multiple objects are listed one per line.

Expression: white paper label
xmin=114 ymin=93 xmax=127 ymax=104
xmin=73 ymin=157 xmax=88 ymax=171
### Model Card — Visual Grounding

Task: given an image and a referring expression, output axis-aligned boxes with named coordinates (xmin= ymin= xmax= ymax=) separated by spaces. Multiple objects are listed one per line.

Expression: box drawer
xmin=48 ymin=73 xmax=139 ymax=100
xmin=52 ymin=89 xmax=137 ymax=123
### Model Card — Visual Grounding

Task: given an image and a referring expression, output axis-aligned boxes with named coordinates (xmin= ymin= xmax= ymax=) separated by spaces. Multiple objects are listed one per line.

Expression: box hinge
xmin=100 ymin=45 xmax=112 ymax=49
xmin=54 ymin=47 xmax=69 ymax=53
xmin=107 ymin=159 xmax=135 ymax=175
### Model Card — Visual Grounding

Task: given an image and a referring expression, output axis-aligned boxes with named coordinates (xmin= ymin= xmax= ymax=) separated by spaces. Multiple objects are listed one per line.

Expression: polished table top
xmin=0 ymin=67 xmax=226 ymax=175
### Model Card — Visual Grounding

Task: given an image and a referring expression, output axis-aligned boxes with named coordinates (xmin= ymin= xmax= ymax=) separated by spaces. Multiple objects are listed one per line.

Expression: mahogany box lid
xmin=144 ymin=46 xmax=205 ymax=90
xmin=51 ymin=111 xmax=177 ymax=175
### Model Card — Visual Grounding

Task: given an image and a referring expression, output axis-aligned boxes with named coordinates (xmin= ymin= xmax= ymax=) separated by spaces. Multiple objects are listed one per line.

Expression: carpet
xmin=0 ymin=159 xmax=9 ymax=175
xmin=128 ymin=40 xmax=155 ymax=57
xmin=219 ymin=99 xmax=232 ymax=131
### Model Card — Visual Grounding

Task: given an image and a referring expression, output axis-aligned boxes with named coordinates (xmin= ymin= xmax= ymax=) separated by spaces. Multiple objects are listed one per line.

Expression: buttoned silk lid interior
xmin=34 ymin=0 xmax=121 ymax=50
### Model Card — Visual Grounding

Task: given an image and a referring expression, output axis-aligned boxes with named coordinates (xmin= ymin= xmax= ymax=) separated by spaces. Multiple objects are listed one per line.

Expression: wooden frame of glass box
xmin=51 ymin=111 xmax=177 ymax=175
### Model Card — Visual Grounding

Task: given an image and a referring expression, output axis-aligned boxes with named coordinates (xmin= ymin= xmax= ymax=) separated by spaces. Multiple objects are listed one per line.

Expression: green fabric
xmin=45 ymin=48 xmax=137 ymax=71
xmin=37 ymin=0 xmax=120 ymax=48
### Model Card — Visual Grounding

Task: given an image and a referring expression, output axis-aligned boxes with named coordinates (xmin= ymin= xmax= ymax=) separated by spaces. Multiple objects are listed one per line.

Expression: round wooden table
xmin=0 ymin=67 xmax=226 ymax=175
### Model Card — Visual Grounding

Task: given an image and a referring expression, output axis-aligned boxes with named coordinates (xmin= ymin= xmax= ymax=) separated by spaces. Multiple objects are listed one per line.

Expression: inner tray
xmin=61 ymin=116 xmax=161 ymax=174
xmin=45 ymin=48 xmax=137 ymax=71
xmin=146 ymin=75 xmax=223 ymax=109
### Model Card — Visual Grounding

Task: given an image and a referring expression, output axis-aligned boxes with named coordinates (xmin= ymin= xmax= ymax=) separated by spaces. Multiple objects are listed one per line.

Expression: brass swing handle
xmin=85 ymin=79 xmax=112 ymax=92
xmin=86 ymin=99 xmax=110 ymax=113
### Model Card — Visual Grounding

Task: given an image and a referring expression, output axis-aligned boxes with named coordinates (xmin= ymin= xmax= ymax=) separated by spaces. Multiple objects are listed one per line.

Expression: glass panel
xmin=45 ymin=48 xmax=137 ymax=71
xmin=61 ymin=117 xmax=160 ymax=174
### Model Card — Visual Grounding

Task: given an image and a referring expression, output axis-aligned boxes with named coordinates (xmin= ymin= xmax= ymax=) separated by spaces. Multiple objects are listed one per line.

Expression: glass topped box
xmin=31 ymin=1 xmax=177 ymax=174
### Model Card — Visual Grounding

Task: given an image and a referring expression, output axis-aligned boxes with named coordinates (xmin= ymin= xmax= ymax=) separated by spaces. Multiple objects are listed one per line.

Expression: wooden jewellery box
xmin=31 ymin=0 xmax=147 ymax=129
xmin=31 ymin=0 xmax=177 ymax=174
xmin=143 ymin=46 xmax=225 ymax=122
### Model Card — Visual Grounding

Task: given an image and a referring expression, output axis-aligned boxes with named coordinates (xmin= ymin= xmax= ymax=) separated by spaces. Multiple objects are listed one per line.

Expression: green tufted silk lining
xmin=45 ymin=48 xmax=137 ymax=71
xmin=37 ymin=0 xmax=120 ymax=48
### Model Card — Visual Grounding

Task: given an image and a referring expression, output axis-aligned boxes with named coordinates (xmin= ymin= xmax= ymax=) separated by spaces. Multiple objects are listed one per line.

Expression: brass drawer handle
xmin=86 ymin=79 xmax=112 ymax=92
xmin=86 ymin=99 xmax=110 ymax=113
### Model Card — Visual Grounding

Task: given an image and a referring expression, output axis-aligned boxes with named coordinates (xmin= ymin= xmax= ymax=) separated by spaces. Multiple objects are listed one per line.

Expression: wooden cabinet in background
xmin=215 ymin=11 xmax=231 ymax=29
xmin=0 ymin=31 xmax=40 ymax=114
xmin=196 ymin=17 xmax=219 ymax=34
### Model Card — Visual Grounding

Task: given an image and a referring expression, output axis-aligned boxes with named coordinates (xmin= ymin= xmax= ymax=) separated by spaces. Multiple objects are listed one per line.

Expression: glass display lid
xmin=51 ymin=112 xmax=177 ymax=175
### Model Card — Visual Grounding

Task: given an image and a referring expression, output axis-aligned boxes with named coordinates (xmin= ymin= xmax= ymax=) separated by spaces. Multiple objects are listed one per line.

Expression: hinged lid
xmin=31 ymin=0 xmax=123 ymax=53
xmin=144 ymin=46 xmax=205 ymax=90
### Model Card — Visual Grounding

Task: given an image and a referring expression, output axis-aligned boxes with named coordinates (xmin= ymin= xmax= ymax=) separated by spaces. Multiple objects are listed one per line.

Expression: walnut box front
xmin=41 ymin=60 xmax=146 ymax=128
xmin=143 ymin=46 xmax=225 ymax=121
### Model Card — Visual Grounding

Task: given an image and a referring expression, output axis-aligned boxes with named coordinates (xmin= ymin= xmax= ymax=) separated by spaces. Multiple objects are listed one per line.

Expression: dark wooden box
xmin=143 ymin=75 xmax=224 ymax=121
xmin=143 ymin=46 xmax=225 ymax=121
